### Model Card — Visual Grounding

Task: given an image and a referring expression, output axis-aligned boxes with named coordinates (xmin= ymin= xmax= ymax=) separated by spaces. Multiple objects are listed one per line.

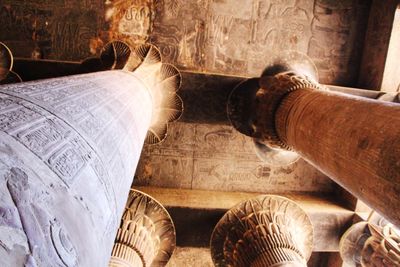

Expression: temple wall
xmin=1 ymin=0 xmax=371 ymax=85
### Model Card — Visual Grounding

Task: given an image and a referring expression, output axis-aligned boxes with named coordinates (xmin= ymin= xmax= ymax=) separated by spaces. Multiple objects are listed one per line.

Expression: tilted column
xmin=210 ymin=195 xmax=313 ymax=267
xmin=0 ymin=43 xmax=181 ymax=266
xmin=109 ymin=189 xmax=175 ymax=267
xmin=228 ymin=69 xmax=400 ymax=226
xmin=340 ymin=218 xmax=400 ymax=266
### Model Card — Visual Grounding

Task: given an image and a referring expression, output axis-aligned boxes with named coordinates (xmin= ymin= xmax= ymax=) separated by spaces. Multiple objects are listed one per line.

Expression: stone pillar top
xmin=110 ymin=189 xmax=176 ymax=267
xmin=340 ymin=215 xmax=400 ymax=267
xmin=211 ymin=195 xmax=313 ymax=267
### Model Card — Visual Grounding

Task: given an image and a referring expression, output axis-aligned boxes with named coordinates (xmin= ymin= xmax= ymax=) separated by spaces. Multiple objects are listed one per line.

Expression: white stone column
xmin=0 ymin=42 xmax=182 ymax=266
xmin=0 ymin=70 xmax=151 ymax=266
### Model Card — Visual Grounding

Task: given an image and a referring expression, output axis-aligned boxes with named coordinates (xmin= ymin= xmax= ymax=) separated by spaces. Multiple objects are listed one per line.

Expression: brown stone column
xmin=249 ymin=71 xmax=400 ymax=226
xmin=210 ymin=195 xmax=313 ymax=267
xmin=109 ymin=189 xmax=175 ymax=267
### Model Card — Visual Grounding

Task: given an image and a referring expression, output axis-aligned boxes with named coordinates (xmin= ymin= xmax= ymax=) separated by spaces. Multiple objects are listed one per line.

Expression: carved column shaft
xmin=275 ymin=86 xmax=400 ymax=225
xmin=211 ymin=195 xmax=313 ymax=267
xmin=0 ymin=70 xmax=152 ymax=266
xmin=253 ymin=72 xmax=400 ymax=226
xmin=0 ymin=41 xmax=182 ymax=266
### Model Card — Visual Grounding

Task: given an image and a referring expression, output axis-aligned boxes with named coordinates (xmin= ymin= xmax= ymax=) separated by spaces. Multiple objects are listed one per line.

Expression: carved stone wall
xmin=134 ymin=121 xmax=334 ymax=193
xmin=0 ymin=70 xmax=152 ymax=266
xmin=133 ymin=70 xmax=335 ymax=193
xmin=1 ymin=0 xmax=371 ymax=85
xmin=358 ymin=0 xmax=400 ymax=90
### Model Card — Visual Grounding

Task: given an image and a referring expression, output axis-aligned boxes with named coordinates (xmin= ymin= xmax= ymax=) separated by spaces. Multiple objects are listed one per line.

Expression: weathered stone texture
xmin=134 ymin=121 xmax=334 ymax=193
xmin=166 ymin=247 xmax=343 ymax=267
xmin=358 ymin=0 xmax=400 ymax=90
xmin=0 ymin=70 xmax=152 ymax=266
xmin=151 ymin=0 xmax=370 ymax=85
xmin=166 ymin=247 xmax=213 ymax=267
xmin=211 ymin=195 xmax=313 ymax=266
xmin=1 ymin=0 xmax=371 ymax=85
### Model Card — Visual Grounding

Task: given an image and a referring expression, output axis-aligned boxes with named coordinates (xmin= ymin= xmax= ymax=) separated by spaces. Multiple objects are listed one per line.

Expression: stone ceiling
xmin=2 ymin=1 xmax=400 ymax=266
xmin=1 ymin=0 xmax=370 ymax=85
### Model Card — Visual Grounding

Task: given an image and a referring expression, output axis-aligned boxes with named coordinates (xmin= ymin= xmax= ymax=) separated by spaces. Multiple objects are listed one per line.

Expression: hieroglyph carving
xmin=0 ymin=70 xmax=153 ymax=266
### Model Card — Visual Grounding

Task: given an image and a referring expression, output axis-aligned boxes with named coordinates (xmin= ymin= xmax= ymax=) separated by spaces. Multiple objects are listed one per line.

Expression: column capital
xmin=211 ymin=195 xmax=313 ymax=267
xmin=255 ymin=71 xmax=324 ymax=150
xmin=110 ymin=189 xmax=176 ymax=267
xmin=226 ymin=71 xmax=324 ymax=166
xmin=340 ymin=220 xmax=400 ymax=266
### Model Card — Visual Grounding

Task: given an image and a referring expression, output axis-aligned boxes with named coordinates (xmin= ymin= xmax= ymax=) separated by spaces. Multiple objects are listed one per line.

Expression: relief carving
xmin=109 ymin=189 xmax=176 ymax=267
xmin=5 ymin=166 xmax=77 ymax=267
xmin=106 ymin=0 xmax=155 ymax=48
xmin=211 ymin=194 xmax=313 ymax=267
xmin=0 ymin=41 xmax=182 ymax=265
xmin=340 ymin=214 xmax=400 ymax=267
xmin=0 ymin=71 xmax=146 ymax=265
xmin=135 ymin=121 xmax=333 ymax=193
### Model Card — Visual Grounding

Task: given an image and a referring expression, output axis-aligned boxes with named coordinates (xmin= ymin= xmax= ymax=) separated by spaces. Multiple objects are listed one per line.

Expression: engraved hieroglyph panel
xmin=2 ymin=0 xmax=371 ymax=84
xmin=105 ymin=0 xmax=155 ymax=48
xmin=205 ymin=0 xmax=313 ymax=76
xmin=135 ymin=122 xmax=334 ymax=193
xmin=308 ymin=0 xmax=370 ymax=85
xmin=136 ymin=122 xmax=196 ymax=188
xmin=150 ymin=0 xmax=209 ymax=67
xmin=150 ymin=0 xmax=369 ymax=84
xmin=0 ymin=70 xmax=152 ymax=266
xmin=0 ymin=0 xmax=155 ymax=60
xmin=0 ymin=0 xmax=103 ymax=60
xmin=151 ymin=0 xmax=314 ymax=76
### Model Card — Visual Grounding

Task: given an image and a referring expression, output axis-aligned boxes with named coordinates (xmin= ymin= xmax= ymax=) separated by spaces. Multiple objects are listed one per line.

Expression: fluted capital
xmin=110 ymin=189 xmax=176 ymax=267
xmin=255 ymin=72 xmax=323 ymax=149
xmin=99 ymin=41 xmax=183 ymax=144
xmin=0 ymin=42 xmax=22 ymax=84
xmin=226 ymin=69 xmax=324 ymax=166
xmin=340 ymin=220 xmax=400 ymax=267
xmin=211 ymin=195 xmax=313 ymax=267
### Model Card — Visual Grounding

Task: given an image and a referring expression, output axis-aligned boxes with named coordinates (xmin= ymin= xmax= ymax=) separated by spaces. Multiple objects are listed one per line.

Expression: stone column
xmin=210 ymin=195 xmax=313 ymax=267
xmin=340 ymin=219 xmax=400 ymax=266
xmin=228 ymin=69 xmax=400 ymax=226
xmin=0 ymin=43 xmax=181 ymax=266
xmin=109 ymin=189 xmax=175 ymax=267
